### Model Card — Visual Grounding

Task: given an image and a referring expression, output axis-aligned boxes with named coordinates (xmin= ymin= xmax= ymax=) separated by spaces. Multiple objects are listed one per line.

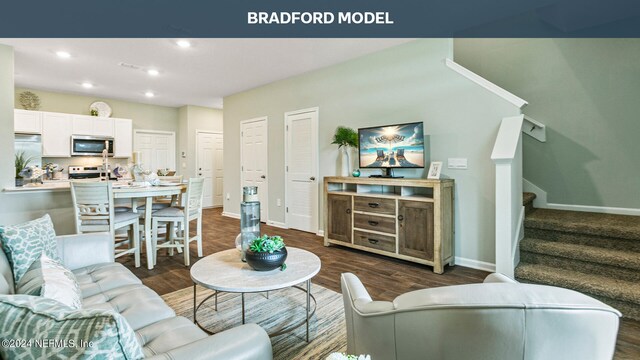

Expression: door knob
xmin=261 ymin=175 xmax=266 ymax=179
xmin=199 ymin=173 xmax=202 ymax=176
xmin=310 ymin=177 xmax=316 ymax=181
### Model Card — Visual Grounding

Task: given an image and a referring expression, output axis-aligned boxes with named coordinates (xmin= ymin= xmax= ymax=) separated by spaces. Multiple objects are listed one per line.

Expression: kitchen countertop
xmin=3 ymin=179 xmax=137 ymax=193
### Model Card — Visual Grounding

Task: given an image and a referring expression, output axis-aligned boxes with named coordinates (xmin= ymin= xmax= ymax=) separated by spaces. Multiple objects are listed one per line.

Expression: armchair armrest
xmin=145 ymin=324 xmax=272 ymax=360
xmin=56 ymin=233 xmax=114 ymax=270
xmin=483 ymin=273 xmax=518 ymax=284
xmin=341 ymin=273 xmax=394 ymax=315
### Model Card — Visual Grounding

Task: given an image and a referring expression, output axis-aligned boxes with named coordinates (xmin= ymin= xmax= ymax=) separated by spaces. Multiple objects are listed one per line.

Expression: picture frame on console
xmin=427 ymin=161 xmax=442 ymax=179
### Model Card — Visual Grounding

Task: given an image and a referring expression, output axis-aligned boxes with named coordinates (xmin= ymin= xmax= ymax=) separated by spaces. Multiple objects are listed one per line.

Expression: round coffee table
xmin=190 ymin=247 xmax=321 ymax=341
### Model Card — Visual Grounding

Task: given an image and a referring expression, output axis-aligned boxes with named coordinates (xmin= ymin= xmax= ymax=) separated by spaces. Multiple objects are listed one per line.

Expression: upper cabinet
xmin=14 ymin=109 xmax=42 ymax=134
xmin=15 ymin=109 xmax=133 ymax=158
xmin=42 ymin=112 xmax=73 ymax=157
xmin=72 ymin=115 xmax=114 ymax=137
xmin=113 ymin=118 xmax=133 ymax=158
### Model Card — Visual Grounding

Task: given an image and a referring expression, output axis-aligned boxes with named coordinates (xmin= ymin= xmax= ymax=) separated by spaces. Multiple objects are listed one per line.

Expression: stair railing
xmin=491 ymin=115 xmax=525 ymax=277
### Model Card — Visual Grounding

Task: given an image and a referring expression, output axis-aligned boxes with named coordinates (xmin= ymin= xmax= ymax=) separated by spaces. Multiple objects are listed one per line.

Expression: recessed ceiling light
xmin=145 ymin=91 xmax=155 ymax=98
xmin=147 ymin=69 xmax=159 ymax=76
xmin=81 ymin=82 xmax=93 ymax=89
xmin=176 ymin=40 xmax=191 ymax=48
xmin=56 ymin=51 xmax=71 ymax=59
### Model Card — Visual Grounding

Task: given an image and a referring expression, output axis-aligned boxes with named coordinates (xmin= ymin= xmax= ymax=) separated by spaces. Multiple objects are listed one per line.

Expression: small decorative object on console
xmin=245 ymin=235 xmax=287 ymax=271
xmin=427 ymin=161 xmax=443 ymax=179
xmin=352 ymin=169 xmax=361 ymax=177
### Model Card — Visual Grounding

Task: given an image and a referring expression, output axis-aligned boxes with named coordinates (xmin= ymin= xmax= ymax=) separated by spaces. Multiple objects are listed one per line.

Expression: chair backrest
xmin=70 ymin=181 xmax=115 ymax=235
xmin=158 ymin=175 xmax=183 ymax=183
xmin=376 ymin=149 xmax=384 ymax=157
xmin=184 ymin=178 xmax=205 ymax=217
xmin=397 ymin=148 xmax=404 ymax=157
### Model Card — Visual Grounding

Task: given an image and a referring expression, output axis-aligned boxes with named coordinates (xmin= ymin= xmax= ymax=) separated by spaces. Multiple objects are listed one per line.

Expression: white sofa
xmin=341 ymin=272 xmax=621 ymax=360
xmin=0 ymin=233 xmax=272 ymax=360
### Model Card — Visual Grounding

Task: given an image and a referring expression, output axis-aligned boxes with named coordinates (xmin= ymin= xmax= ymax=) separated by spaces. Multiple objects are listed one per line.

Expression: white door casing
xmin=240 ymin=117 xmax=268 ymax=222
xmin=133 ymin=130 xmax=176 ymax=173
xmin=285 ymin=108 xmax=319 ymax=233
xmin=196 ymin=131 xmax=223 ymax=208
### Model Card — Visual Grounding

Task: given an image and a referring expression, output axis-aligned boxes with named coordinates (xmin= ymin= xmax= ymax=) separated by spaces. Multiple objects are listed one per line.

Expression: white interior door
xmin=197 ymin=131 xmax=224 ymax=208
xmin=241 ymin=118 xmax=268 ymax=221
xmin=133 ymin=130 xmax=176 ymax=173
xmin=285 ymin=108 xmax=318 ymax=233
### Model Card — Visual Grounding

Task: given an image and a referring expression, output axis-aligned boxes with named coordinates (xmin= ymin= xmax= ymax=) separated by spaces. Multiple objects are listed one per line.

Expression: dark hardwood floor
xmin=118 ymin=207 xmax=639 ymax=359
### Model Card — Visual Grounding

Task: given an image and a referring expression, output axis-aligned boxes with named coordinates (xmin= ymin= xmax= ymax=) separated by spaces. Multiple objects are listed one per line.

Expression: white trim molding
xmin=445 ymin=58 xmax=528 ymax=109
xmin=222 ymin=211 xmax=240 ymax=219
xmin=454 ymin=257 xmax=496 ymax=273
xmin=266 ymin=220 xmax=288 ymax=229
xmin=316 ymin=230 xmax=324 ymax=237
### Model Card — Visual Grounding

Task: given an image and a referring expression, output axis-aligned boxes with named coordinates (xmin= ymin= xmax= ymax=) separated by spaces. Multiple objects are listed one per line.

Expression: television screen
xmin=359 ymin=122 xmax=425 ymax=169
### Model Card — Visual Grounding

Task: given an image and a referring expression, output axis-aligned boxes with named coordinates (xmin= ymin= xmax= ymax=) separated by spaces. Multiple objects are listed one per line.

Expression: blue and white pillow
xmin=0 ymin=214 xmax=60 ymax=283
xmin=0 ymin=295 xmax=143 ymax=360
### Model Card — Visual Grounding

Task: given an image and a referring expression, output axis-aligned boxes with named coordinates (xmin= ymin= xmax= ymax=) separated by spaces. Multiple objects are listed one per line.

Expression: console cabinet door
xmin=398 ymin=200 xmax=434 ymax=260
xmin=327 ymin=194 xmax=352 ymax=243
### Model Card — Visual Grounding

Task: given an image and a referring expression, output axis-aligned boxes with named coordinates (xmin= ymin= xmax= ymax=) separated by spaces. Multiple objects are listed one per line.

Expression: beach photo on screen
xmin=359 ymin=122 xmax=424 ymax=168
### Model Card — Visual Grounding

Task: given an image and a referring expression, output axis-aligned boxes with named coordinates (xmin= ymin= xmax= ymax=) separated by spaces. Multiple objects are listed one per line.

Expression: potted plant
xmin=245 ymin=235 xmax=288 ymax=271
xmin=331 ymin=126 xmax=358 ymax=176
xmin=14 ymin=151 xmax=32 ymax=187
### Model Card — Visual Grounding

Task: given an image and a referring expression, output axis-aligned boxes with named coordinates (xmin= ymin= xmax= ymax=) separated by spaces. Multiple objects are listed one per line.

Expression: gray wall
xmin=224 ymin=39 xmax=521 ymax=265
xmin=455 ymin=38 xmax=640 ymax=209
xmin=178 ymin=105 xmax=223 ymax=178
xmin=0 ymin=48 xmax=72 ymax=234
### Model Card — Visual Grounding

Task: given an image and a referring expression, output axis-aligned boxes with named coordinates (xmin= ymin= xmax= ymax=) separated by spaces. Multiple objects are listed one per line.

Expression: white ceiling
xmin=0 ymin=39 xmax=414 ymax=109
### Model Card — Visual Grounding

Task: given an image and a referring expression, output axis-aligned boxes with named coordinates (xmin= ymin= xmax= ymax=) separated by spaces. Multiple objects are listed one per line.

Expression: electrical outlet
xmin=277 ymin=199 xmax=282 ymax=206
xmin=226 ymin=193 xmax=230 ymax=200
xmin=448 ymin=158 xmax=468 ymax=169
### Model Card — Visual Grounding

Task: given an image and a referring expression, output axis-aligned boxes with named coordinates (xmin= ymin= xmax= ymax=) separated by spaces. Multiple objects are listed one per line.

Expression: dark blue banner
xmin=1 ymin=0 xmax=639 ymax=37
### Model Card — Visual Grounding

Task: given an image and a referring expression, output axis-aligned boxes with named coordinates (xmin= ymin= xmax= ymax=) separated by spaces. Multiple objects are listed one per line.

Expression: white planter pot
xmin=340 ymin=147 xmax=351 ymax=176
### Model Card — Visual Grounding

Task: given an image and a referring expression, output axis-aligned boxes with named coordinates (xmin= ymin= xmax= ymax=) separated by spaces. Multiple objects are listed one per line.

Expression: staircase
xmin=516 ymin=193 xmax=640 ymax=320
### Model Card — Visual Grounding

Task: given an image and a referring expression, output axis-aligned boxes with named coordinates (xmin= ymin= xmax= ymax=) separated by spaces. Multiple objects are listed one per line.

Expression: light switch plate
xmin=448 ymin=158 xmax=468 ymax=169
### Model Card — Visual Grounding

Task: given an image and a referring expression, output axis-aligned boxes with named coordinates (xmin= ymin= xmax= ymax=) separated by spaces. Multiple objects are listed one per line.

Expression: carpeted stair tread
xmin=515 ymin=263 xmax=640 ymax=305
xmin=525 ymin=208 xmax=640 ymax=241
xmin=523 ymin=192 xmax=536 ymax=206
xmin=520 ymin=237 xmax=640 ymax=271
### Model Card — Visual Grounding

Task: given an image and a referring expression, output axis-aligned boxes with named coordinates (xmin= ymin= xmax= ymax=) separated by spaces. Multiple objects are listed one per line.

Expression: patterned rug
xmin=162 ymin=283 xmax=347 ymax=360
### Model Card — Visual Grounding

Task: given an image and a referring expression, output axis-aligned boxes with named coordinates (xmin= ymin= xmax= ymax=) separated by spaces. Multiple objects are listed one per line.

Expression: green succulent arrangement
xmin=331 ymin=126 xmax=358 ymax=148
xmin=249 ymin=235 xmax=285 ymax=253
xmin=14 ymin=151 xmax=32 ymax=178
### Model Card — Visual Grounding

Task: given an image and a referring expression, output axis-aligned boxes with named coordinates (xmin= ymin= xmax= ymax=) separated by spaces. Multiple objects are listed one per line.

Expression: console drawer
xmin=354 ymin=230 xmax=396 ymax=253
xmin=354 ymin=213 xmax=396 ymax=234
xmin=354 ymin=196 xmax=396 ymax=215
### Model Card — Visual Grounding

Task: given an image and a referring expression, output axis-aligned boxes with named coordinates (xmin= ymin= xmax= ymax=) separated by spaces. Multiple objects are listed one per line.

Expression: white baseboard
xmin=545 ymin=203 xmax=640 ymax=216
xmin=266 ymin=220 xmax=288 ymax=229
xmin=316 ymin=230 xmax=324 ymax=237
xmin=221 ymin=211 xmax=240 ymax=219
xmin=523 ymin=178 xmax=640 ymax=216
xmin=454 ymin=257 xmax=496 ymax=272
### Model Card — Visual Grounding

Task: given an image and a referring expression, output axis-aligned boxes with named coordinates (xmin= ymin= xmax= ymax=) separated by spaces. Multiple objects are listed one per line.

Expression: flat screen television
xmin=358 ymin=122 xmax=425 ymax=178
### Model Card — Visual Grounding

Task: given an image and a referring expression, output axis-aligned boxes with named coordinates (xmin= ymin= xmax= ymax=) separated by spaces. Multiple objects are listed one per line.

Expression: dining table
xmin=113 ymin=183 xmax=187 ymax=270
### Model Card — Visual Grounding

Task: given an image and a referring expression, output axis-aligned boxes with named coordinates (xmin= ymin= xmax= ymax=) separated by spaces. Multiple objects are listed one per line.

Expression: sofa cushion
xmin=82 ymin=284 xmax=176 ymax=331
xmin=136 ymin=316 xmax=208 ymax=357
xmin=73 ymin=262 xmax=142 ymax=298
xmin=17 ymin=254 xmax=82 ymax=310
xmin=0 ymin=295 xmax=143 ymax=360
xmin=0 ymin=214 xmax=60 ymax=283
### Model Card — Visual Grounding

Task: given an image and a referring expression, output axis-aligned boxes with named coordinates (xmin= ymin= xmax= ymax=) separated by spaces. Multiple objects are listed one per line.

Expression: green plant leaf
xmin=332 ymin=126 xmax=358 ymax=148
xmin=280 ymin=263 xmax=287 ymax=271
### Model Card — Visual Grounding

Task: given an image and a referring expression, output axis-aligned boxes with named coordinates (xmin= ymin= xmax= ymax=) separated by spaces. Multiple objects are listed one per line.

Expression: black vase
xmin=245 ymin=247 xmax=288 ymax=271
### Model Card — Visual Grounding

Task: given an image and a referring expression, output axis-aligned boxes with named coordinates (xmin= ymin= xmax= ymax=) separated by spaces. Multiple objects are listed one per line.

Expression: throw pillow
xmin=16 ymin=254 xmax=82 ymax=309
xmin=0 ymin=214 xmax=60 ymax=283
xmin=0 ymin=295 xmax=143 ymax=360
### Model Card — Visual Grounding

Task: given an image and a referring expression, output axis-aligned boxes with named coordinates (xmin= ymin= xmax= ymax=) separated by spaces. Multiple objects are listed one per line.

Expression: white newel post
xmin=491 ymin=115 xmax=525 ymax=278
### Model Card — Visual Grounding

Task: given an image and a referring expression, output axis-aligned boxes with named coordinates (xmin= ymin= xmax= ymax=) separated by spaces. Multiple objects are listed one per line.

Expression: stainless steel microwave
xmin=71 ymin=136 xmax=114 ymax=156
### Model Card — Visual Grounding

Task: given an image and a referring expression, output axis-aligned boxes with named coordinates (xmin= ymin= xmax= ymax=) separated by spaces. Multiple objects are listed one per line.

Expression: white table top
xmin=190 ymin=247 xmax=321 ymax=293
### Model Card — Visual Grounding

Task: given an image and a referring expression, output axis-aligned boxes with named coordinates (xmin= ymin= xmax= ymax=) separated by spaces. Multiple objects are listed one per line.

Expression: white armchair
xmin=341 ymin=272 xmax=621 ymax=360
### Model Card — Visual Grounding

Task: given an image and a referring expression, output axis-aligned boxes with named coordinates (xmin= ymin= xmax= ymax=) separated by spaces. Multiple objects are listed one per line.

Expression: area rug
xmin=162 ymin=283 xmax=347 ymax=360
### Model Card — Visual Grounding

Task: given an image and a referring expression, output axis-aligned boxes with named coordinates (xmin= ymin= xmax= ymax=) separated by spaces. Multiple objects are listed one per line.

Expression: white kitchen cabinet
xmin=72 ymin=115 xmax=114 ymax=137
xmin=113 ymin=118 xmax=133 ymax=158
xmin=14 ymin=109 xmax=42 ymax=134
xmin=42 ymin=112 xmax=73 ymax=157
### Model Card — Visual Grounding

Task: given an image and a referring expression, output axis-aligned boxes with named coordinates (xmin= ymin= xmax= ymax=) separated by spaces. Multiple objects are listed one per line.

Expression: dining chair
xmin=70 ymin=181 xmax=141 ymax=267
xmin=151 ymin=177 xmax=204 ymax=266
